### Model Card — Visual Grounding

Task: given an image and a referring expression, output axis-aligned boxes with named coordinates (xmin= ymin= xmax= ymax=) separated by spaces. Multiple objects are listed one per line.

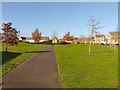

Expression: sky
xmin=2 ymin=2 xmax=118 ymax=38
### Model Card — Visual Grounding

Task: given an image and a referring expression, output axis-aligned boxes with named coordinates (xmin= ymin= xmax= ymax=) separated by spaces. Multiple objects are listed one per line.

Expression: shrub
xmin=60 ymin=41 xmax=70 ymax=45
xmin=43 ymin=40 xmax=52 ymax=45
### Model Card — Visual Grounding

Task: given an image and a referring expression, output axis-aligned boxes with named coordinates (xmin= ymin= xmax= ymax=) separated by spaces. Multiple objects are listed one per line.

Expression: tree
xmin=1 ymin=22 xmax=19 ymax=52
xmin=32 ymin=28 xmax=41 ymax=43
xmin=63 ymin=32 xmax=74 ymax=42
xmin=52 ymin=30 xmax=57 ymax=38
xmin=52 ymin=30 xmax=58 ymax=44
xmin=87 ymin=18 xmax=103 ymax=53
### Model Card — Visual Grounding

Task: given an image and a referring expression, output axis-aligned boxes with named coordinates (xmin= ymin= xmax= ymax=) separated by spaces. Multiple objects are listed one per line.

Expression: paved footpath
xmin=2 ymin=45 xmax=62 ymax=88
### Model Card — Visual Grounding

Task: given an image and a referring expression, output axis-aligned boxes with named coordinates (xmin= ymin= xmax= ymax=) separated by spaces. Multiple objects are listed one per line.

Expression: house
xmin=59 ymin=38 xmax=64 ymax=43
xmin=25 ymin=37 xmax=34 ymax=43
xmin=73 ymin=37 xmax=78 ymax=44
xmin=108 ymin=32 xmax=120 ymax=45
xmin=25 ymin=36 xmax=49 ymax=43
xmin=19 ymin=37 xmax=22 ymax=41
xmin=19 ymin=37 xmax=26 ymax=42
xmin=77 ymin=37 xmax=90 ymax=44
xmin=40 ymin=37 xmax=49 ymax=42
xmin=64 ymin=40 xmax=72 ymax=43
xmin=94 ymin=34 xmax=106 ymax=44
xmin=52 ymin=37 xmax=59 ymax=44
xmin=59 ymin=38 xmax=73 ymax=43
xmin=104 ymin=38 xmax=108 ymax=44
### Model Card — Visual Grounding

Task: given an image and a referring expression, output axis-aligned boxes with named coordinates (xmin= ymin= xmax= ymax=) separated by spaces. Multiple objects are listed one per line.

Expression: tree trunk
xmin=89 ymin=42 xmax=91 ymax=53
xmin=5 ymin=44 xmax=8 ymax=52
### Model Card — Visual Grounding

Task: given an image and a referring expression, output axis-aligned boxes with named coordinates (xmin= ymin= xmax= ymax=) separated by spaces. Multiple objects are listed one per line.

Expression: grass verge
xmin=54 ymin=44 xmax=118 ymax=88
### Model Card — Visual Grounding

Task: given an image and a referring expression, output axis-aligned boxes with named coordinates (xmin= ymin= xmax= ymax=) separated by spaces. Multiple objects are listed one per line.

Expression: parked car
xmin=116 ymin=43 xmax=119 ymax=45
xmin=100 ymin=41 xmax=107 ymax=45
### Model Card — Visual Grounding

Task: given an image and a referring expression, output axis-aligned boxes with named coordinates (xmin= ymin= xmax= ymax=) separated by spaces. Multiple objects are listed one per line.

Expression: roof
xmin=21 ymin=37 xmax=26 ymax=40
xmin=74 ymin=37 xmax=78 ymax=40
xmin=78 ymin=37 xmax=90 ymax=41
xmin=59 ymin=38 xmax=65 ymax=42
xmin=109 ymin=32 xmax=120 ymax=36
xmin=95 ymin=34 xmax=105 ymax=38
xmin=52 ymin=37 xmax=58 ymax=40
xmin=26 ymin=36 xmax=49 ymax=40
xmin=26 ymin=37 xmax=33 ymax=40
xmin=41 ymin=37 xmax=49 ymax=40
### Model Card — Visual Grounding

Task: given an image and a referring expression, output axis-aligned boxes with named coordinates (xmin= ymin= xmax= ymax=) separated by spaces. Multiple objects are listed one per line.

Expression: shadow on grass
xmin=107 ymin=51 xmax=115 ymax=52
xmin=25 ymin=50 xmax=51 ymax=53
xmin=94 ymin=51 xmax=115 ymax=53
xmin=86 ymin=50 xmax=115 ymax=55
xmin=1 ymin=51 xmax=21 ymax=64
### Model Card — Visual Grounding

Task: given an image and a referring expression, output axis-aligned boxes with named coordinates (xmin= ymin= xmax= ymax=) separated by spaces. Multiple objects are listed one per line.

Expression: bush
xmin=60 ymin=41 xmax=70 ymax=45
xmin=42 ymin=40 xmax=52 ymax=45
xmin=19 ymin=40 xmax=23 ymax=42
xmin=77 ymin=42 xmax=80 ymax=44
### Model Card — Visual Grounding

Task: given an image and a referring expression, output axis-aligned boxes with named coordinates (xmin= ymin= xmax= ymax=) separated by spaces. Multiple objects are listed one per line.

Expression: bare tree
xmin=52 ymin=30 xmax=57 ymax=38
xmin=32 ymin=28 xmax=41 ymax=43
xmin=87 ymin=18 xmax=103 ymax=53
xmin=51 ymin=30 xmax=58 ymax=44
xmin=1 ymin=22 xmax=20 ymax=52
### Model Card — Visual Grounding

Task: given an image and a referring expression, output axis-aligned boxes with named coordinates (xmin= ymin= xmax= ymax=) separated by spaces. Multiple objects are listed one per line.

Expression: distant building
xmin=94 ymin=34 xmax=106 ymax=44
xmin=108 ymin=32 xmax=120 ymax=44
xmin=40 ymin=37 xmax=49 ymax=42
xmin=77 ymin=37 xmax=90 ymax=44
xmin=59 ymin=38 xmax=73 ymax=44
xmin=25 ymin=36 xmax=49 ymax=43
xmin=52 ymin=37 xmax=59 ymax=44
xmin=19 ymin=37 xmax=22 ymax=41
xmin=73 ymin=37 xmax=78 ymax=44
xmin=25 ymin=37 xmax=34 ymax=43
xmin=19 ymin=37 xmax=26 ymax=42
xmin=59 ymin=38 xmax=64 ymax=43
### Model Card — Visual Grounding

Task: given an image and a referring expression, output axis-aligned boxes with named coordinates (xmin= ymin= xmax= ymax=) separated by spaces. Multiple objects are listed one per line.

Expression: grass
xmin=54 ymin=44 xmax=118 ymax=88
xmin=0 ymin=42 xmax=46 ymax=76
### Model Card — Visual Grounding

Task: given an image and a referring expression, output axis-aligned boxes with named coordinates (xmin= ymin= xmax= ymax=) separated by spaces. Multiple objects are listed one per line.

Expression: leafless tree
xmin=87 ymin=18 xmax=103 ymax=53
xmin=52 ymin=30 xmax=57 ymax=38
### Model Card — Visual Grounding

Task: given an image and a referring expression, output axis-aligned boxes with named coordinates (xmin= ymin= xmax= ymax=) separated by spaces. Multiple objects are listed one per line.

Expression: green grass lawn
xmin=0 ymin=42 xmax=46 ymax=76
xmin=54 ymin=44 xmax=118 ymax=88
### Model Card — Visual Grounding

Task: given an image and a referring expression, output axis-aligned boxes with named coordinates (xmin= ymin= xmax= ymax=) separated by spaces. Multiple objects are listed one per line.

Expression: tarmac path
xmin=2 ymin=45 xmax=62 ymax=88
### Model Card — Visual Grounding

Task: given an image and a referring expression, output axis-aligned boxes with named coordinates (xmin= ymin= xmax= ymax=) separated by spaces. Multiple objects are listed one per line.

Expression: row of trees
xmin=1 ymin=18 xmax=103 ymax=53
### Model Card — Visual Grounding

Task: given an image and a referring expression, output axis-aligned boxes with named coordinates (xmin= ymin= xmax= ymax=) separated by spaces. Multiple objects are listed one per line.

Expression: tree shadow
xmin=90 ymin=51 xmax=115 ymax=55
xmin=91 ymin=51 xmax=115 ymax=53
xmin=1 ymin=51 xmax=21 ymax=64
xmin=25 ymin=50 xmax=51 ymax=53
xmin=107 ymin=51 xmax=115 ymax=52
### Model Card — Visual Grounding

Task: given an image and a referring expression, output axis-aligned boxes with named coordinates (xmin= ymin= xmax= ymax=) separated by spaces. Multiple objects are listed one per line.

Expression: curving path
xmin=2 ymin=45 xmax=62 ymax=88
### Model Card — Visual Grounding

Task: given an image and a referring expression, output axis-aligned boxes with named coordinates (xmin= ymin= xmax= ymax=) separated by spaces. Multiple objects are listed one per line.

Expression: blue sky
xmin=2 ymin=2 xmax=118 ymax=38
